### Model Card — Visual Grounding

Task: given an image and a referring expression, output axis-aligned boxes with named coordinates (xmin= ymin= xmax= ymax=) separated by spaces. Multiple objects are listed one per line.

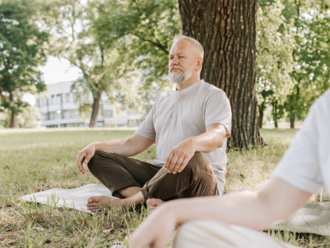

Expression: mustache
xmin=170 ymin=66 xmax=183 ymax=72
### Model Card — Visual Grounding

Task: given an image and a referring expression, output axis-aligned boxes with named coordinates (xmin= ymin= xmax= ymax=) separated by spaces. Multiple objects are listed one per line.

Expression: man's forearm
xmin=91 ymin=139 xmax=135 ymax=157
xmin=89 ymin=134 xmax=154 ymax=157
xmin=190 ymin=127 xmax=226 ymax=153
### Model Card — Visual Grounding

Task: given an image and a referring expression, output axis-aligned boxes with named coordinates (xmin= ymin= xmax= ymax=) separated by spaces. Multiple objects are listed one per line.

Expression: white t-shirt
xmin=136 ymin=80 xmax=232 ymax=194
xmin=273 ymin=89 xmax=330 ymax=193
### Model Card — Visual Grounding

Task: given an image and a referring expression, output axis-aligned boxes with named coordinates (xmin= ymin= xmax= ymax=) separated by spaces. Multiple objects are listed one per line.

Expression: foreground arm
xmin=130 ymin=177 xmax=312 ymax=248
xmin=165 ymin=123 xmax=228 ymax=173
xmin=76 ymin=134 xmax=154 ymax=174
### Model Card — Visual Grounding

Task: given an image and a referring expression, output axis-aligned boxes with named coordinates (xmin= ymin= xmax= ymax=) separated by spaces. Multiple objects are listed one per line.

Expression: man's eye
xmin=179 ymin=56 xmax=184 ymax=59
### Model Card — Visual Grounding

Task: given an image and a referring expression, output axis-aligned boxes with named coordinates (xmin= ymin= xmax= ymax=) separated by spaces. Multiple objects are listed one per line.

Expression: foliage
xmin=256 ymin=0 xmax=296 ymax=127
xmin=43 ymin=0 xmax=141 ymax=127
xmin=0 ymin=0 xmax=48 ymax=127
xmin=281 ymin=0 xmax=330 ymax=126
xmin=256 ymin=0 xmax=330 ymax=128
xmin=93 ymin=0 xmax=181 ymax=89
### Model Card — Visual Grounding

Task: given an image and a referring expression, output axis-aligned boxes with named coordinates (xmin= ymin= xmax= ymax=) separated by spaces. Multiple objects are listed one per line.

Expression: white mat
xmin=20 ymin=185 xmax=330 ymax=235
xmin=19 ymin=184 xmax=118 ymax=213
xmin=270 ymin=202 xmax=330 ymax=236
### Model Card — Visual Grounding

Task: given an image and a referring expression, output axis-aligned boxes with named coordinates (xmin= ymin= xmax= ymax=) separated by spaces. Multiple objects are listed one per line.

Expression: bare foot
xmin=148 ymin=198 xmax=164 ymax=213
xmin=86 ymin=195 xmax=122 ymax=212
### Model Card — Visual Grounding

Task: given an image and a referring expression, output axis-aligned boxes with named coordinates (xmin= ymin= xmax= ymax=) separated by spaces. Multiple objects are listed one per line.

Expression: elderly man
xmin=76 ymin=35 xmax=232 ymax=212
xmin=129 ymin=89 xmax=330 ymax=248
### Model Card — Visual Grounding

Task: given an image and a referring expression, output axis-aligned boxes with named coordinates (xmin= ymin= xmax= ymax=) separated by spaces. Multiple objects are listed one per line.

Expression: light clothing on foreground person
xmin=129 ymin=89 xmax=330 ymax=248
xmin=76 ymin=35 xmax=231 ymax=212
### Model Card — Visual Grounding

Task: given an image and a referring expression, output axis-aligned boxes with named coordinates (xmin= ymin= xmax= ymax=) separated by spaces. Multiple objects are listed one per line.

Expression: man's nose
xmin=169 ymin=57 xmax=179 ymax=67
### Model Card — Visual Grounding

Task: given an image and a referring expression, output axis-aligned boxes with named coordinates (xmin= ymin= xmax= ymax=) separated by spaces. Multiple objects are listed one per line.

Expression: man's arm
xmin=76 ymin=134 xmax=154 ymax=174
xmin=130 ymin=177 xmax=312 ymax=248
xmin=164 ymin=123 xmax=228 ymax=173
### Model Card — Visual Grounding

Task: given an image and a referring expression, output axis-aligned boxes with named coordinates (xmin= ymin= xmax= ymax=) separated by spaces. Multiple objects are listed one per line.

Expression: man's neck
xmin=176 ymin=76 xmax=200 ymax=91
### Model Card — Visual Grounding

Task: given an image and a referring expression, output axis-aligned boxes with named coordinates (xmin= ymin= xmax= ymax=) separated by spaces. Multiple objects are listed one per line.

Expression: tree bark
xmin=9 ymin=92 xmax=19 ymax=128
xmin=10 ymin=112 xmax=18 ymax=128
xmin=290 ymin=117 xmax=294 ymax=128
xmin=89 ymin=92 xmax=101 ymax=128
xmin=178 ymin=0 xmax=262 ymax=149
xmin=258 ymin=105 xmax=264 ymax=129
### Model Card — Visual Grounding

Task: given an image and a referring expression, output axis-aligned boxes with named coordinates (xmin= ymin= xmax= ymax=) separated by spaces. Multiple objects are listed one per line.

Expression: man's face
xmin=168 ymin=40 xmax=198 ymax=84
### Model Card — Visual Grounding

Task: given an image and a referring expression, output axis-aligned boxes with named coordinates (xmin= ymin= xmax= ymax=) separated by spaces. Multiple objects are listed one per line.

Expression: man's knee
xmin=87 ymin=150 xmax=117 ymax=171
xmin=184 ymin=152 xmax=212 ymax=174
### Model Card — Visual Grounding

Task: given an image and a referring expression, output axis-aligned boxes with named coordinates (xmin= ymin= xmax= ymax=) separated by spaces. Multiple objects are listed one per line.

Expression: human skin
xmin=76 ymin=39 xmax=229 ymax=212
xmin=129 ymin=177 xmax=312 ymax=248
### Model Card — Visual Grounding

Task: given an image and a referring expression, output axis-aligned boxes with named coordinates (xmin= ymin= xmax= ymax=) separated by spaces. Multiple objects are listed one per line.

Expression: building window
xmin=65 ymin=93 xmax=71 ymax=103
xmin=56 ymin=94 xmax=61 ymax=104
xmin=51 ymin=95 xmax=56 ymax=105
xmin=70 ymin=110 xmax=77 ymax=119
xmin=103 ymin=109 xmax=113 ymax=118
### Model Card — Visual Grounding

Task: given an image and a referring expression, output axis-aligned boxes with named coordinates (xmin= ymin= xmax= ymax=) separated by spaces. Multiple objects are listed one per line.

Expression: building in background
xmin=35 ymin=81 xmax=143 ymax=128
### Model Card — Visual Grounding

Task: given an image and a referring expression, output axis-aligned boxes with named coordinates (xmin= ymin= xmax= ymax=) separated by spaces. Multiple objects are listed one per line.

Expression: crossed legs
xmin=86 ymin=150 xmax=218 ymax=212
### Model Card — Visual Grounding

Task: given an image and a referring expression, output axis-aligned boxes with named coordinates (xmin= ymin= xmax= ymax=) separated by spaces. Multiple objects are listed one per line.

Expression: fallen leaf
xmin=240 ymin=173 xmax=245 ymax=179
xmin=34 ymin=227 xmax=44 ymax=232
xmin=225 ymin=172 xmax=230 ymax=179
xmin=103 ymin=228 xmax=115 ymax=234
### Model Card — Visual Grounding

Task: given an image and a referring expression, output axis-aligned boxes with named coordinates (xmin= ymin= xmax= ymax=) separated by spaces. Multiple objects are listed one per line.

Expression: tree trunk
xmin=9 ymin=92 xmax=19 ymax=128
xmin=89 ymin=92 xmax=102 ymax=128
xmin=258 ymin=106 xmax=264 ymax=129
xmin=10 ymin=111 xmax=19 ymax=128
xmin=290 ymin=117 xmax=295 ymax=128
xmin=178 ymin=0 xmax=262 ymax=149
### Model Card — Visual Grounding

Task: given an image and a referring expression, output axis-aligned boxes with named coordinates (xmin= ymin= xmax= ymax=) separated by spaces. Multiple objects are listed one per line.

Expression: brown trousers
xmin=87 ymin=151 xmax=218 ymax=200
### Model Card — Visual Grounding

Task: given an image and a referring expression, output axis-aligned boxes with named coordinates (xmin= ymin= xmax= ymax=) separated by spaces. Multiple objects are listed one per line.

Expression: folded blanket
xmin=19 ymin=184 xmax=118 ymax=213
xmin=270 ymin=202 xmax=330 ymax=236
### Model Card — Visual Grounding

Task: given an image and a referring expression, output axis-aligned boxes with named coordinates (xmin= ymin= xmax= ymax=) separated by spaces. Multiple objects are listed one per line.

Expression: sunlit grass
xmin=0 ymin=128 xmax=328 ymax=247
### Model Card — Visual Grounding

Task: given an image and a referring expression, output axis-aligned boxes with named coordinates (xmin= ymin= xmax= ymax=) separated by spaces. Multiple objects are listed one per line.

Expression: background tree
xmin=282 ymin=0 xmax=330 ymax=128
xmin=0 ymin=0 xmax=48 ymax=128
xmin=43 ymin=0 xmax=140 ymax=127
xmin=256 ymin=0 xmax=295 ymax=128
xmin=94 ymin=0 xmax=181 ymax=90
xmin=178 ymin=0 xmax=261 ymax=149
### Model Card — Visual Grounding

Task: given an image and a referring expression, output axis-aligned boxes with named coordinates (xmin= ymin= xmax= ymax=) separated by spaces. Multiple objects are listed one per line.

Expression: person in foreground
xmin=76 ymin=35 xmax=231 ymax=212
xmin=129 ymin=89 xmax=330 ymax=248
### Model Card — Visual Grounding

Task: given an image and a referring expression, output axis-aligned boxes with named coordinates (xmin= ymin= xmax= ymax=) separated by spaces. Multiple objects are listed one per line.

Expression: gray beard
xmin=169 ymin=71 xmax=185 ymax=83
xmin=169 ymin=70 xmax=193 ymax=84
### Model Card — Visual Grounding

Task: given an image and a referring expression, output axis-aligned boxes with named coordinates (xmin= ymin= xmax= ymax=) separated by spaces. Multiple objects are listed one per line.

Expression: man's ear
xmin=196 ymin=57 xmax=203 ymax=71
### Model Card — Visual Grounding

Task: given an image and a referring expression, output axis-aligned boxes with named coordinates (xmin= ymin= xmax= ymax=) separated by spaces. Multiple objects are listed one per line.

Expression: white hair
xmin=172 ymin=35 xmax=204 ymax=59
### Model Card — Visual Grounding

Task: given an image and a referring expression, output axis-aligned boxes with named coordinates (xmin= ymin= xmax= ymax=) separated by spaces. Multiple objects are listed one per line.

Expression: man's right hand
xmin=76 ymin=143 xmax=96 ymax=174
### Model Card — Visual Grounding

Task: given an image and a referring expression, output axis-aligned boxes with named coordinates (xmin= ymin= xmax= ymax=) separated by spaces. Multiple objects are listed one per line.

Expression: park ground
xmin=0 ymin=128 xmax=329 ymax=247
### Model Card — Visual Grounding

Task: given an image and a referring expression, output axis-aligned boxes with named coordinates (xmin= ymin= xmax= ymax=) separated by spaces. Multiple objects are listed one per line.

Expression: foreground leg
xmin=173 ymin=220 xmax=298 ymax=248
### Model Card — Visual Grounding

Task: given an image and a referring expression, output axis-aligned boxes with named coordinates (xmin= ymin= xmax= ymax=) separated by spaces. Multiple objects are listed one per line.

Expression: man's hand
xmin=76 ymin=144 xmax=96 ymax=174
xmin=164 ymin=139 xmax=195 ymax=174
xmin=130 ymin=204 xmax=177 ymax=248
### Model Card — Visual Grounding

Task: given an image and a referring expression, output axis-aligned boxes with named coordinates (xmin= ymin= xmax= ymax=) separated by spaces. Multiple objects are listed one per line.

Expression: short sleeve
xmin=273 ymin=91 xmax=330 ymax=193
xmin=204 ymin=89 xmax=232 ymax=137
xmin=135 ymin=106 xmax=156 ymax=141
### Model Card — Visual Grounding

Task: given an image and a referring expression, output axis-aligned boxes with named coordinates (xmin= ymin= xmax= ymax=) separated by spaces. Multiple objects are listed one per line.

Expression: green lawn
xmin=0 ymin=129 xmax=329 ymax=247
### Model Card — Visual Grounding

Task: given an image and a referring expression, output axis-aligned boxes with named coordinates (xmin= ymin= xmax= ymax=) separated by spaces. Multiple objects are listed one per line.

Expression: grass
xmin=0 ymin=128 xmax=329 ymax=247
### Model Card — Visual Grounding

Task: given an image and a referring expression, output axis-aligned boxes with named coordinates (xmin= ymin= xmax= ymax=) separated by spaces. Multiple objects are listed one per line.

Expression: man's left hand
xmin=164 ymin=138 xmax=195 ymax=174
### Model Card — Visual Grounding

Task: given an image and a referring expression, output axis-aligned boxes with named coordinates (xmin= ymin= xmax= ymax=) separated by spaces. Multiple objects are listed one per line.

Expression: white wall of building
xmin=35 ymin=81 xmax=143 ymax=128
